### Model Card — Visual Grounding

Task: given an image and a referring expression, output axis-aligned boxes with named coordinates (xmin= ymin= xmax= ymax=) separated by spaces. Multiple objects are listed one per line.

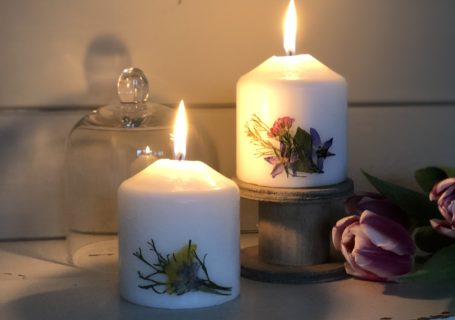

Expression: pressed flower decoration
xmin=245 ymin=114 xmax=335 ymax=178
xmin=133 ymin=240 xmax=231 ymax=296
xmin=332 ymin=167 xmax=455 ymax=283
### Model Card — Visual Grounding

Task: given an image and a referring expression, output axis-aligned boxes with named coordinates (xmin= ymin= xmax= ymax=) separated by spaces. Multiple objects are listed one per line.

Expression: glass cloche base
xmin=64 ymin=68 xmax=216 ymax=272
xmin=64 ymin=68 xmax=174 ymax=271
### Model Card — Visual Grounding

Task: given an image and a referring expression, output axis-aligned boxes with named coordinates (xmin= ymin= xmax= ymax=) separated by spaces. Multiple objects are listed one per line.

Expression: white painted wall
xmin=1 ymin=0 xmax=455 ymax=106
xmin=1 ymin=105 xmax=454 ymax=239
xmin=0 ymin=1 xmax=454 ymax=239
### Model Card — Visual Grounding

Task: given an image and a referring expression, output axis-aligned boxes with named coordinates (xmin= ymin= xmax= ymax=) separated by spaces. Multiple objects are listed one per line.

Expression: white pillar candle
xmin=236 ymin=1 xmax=347 ymax=188
xmin=118 ymin=101 xmax=240 ymax=309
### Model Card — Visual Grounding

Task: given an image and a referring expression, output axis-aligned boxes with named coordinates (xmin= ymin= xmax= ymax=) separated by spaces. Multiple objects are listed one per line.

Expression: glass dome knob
xmin=117 ymin=67 xmax=149 ymax=104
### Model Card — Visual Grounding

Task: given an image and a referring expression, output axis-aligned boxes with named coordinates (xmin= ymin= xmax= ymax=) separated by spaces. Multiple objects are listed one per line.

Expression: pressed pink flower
xmin=267 ymin=116 xmax=295 ymax=138
xmin=429 ymin=178 xmax=455 ymax=238
xmin=332 ymin=211 xmax=415 ymax=282
xmin=246 ymin=114 xmax=337 ymax=179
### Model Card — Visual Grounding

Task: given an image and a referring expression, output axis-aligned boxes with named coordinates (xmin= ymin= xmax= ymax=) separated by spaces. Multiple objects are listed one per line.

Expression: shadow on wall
xmin=84 ymin=35 xmax=132 ymax=105
xmin=54 ymin=34 xmax=132 ymax=107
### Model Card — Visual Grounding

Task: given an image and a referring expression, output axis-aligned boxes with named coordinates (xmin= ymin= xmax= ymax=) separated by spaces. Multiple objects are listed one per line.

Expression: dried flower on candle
xmin=133 ymin=240 xmax=232 ymax=296
xmin=245 ymin=114 xmax=335 ymax=178
xmin=268 ymin=116 xmax=295 ymax=138
xmin=310 ymin=128 xmax=335 ymax=172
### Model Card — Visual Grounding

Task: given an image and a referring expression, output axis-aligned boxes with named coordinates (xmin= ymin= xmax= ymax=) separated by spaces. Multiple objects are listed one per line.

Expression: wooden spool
xmin=235 ymin=178 xmax=354 ymax=283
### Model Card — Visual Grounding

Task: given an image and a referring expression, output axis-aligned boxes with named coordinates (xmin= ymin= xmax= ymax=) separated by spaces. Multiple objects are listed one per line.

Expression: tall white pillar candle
xmin=236 ymin=1 xmax=347 ymax=188
xmin=118 ymin=101 xmax=240 ymax=309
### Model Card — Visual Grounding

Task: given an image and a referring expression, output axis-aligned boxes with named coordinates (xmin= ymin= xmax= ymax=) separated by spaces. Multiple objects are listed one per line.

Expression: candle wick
xmin=176 ymin=153 xmax=184 ymax=161
xmin=286 ymin=50 xmax=295 ymax=56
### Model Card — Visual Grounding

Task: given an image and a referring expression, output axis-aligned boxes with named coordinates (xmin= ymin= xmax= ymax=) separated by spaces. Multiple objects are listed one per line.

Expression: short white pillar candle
xmin=117 ymin=101 xmax=240 ymax=309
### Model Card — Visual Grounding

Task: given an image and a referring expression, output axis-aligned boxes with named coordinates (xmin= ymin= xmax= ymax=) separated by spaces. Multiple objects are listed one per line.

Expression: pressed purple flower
xmin=264 ymin=156 xmax=285 ymax=178
xmin=332 ymin=210 xmax=415 ymax=282
xmin=429 ymin=178 xmax=455 ymax=238
xmin=345 ymin=192 xmax=410 ymax=228
xmin=264 ymin=142 xmax=299 ymax=178
xmin=310 ymin=128 xmax=335 ymax=172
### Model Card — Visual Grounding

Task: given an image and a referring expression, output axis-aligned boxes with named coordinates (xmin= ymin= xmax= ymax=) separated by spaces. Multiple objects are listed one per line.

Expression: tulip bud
xmin=429 ymin=178 xmax=455 ymax=239
xmin=332 ymin=210 xmax=415 ymax=282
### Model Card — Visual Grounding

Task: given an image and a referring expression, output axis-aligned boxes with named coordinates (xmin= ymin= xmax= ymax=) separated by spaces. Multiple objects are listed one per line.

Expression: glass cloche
xmin=64 ymin=68 xmax=174 ymax=271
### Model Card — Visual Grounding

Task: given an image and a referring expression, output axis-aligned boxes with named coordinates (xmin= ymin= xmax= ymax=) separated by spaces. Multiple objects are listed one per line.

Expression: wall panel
xmin=1 ymin=0 xmax=454 ymax=107
xmin=1 ymin=105 xmax=454 ymax=239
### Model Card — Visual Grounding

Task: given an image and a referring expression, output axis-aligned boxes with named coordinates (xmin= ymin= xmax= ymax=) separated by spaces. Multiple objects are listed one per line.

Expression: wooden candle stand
xmin=235 ymin=178 xmax=354 ymax=284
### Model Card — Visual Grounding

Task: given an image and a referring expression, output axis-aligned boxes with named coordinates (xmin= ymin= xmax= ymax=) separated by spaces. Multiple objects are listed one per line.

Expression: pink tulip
xmin=429 ymin=178 xmax=455 ymax=239
xmin=332 ymin=210 xmax=415 ymax=282
xmin=345 ymin=192 xmax=409 ymax=228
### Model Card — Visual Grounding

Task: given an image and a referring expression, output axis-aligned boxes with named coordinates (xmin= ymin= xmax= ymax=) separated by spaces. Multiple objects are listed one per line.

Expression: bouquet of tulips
xmin=332 ymin=167 xmax=455 ymax=282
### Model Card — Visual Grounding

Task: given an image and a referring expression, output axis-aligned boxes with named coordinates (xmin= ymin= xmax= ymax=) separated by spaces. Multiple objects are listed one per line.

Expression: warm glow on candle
xmin=283 ymin=0 xmax=297 ymax=56
xmin=173 ymin=100 xmax=187 ymax=160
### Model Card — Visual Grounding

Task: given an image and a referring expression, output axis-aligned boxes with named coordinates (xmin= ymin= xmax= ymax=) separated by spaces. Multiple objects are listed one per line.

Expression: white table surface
xmin=0 ymin=235 xmax=454 ymax=320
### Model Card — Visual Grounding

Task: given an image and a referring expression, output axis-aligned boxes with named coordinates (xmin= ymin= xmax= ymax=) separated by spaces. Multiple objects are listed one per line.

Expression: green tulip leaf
xmin=414 ymin=167 xmax=448 ymax=194
xmin=362 ymin=170 xmax=440 ymax=227
xmin=440 ymin=166 xmax=455 ymax=177
xmin=413 ymin=226 xmax=454 ymax=253
xmin=399 ymin=244 xmax=455 ymax=282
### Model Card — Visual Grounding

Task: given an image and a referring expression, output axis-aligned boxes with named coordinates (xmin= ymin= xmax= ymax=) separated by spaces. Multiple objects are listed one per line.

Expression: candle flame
xmin=137 ymin=145 xmax=152 ymax=157
xmin=283 ymin=0 xmax=297 ymax=56
xmin=173 ymin=100 xmax=187 ymax=160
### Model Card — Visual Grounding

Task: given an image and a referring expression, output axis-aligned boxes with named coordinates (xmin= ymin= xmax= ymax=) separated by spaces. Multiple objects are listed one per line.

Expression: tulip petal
xmin=332 ymin=215 xmax=359 ymax=250
xmin=438 ymin=192 xmax=455 ymax=221
xmin=344 ymin=193 xmax=409 ymax=228
xmin=360 ymin=211 xmax=415 ymax=256
xmin=339 ymin=227 xmax=384 ymax=281
xmin=344 ymin=261 xmax=383 ymax=281
xmin=360 ymin=199 xmax=409 ymax=228
xmin=344 ymin=192 xmax=384 ymax=215
xmin=353 ymin=246 xmax=413 ymax=280
xmin=430 ymin=219 xmax=455 ymax=239
xmin=430 ymin=178 xmax=455 ymax=200
xmin=429 ymin=178 xmax=455 ymax=231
